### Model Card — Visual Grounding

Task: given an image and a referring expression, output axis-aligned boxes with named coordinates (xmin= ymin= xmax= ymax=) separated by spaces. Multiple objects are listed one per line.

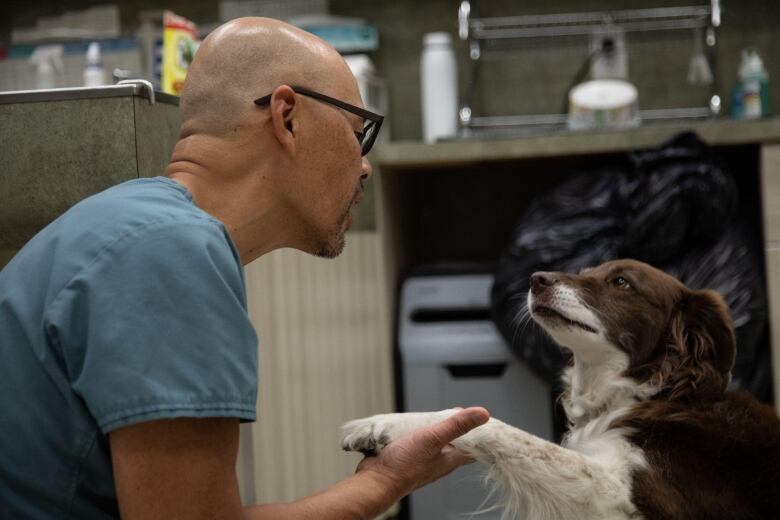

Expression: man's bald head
xmin=168 ymin=18 xmax=372 ymax=264
xmin=180 ymin=17 xmax=354 ymax=138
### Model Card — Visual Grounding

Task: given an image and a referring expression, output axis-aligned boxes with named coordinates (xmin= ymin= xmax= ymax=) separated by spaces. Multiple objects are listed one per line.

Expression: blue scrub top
xmin=0 ymin=177 xmax=258 ymax=519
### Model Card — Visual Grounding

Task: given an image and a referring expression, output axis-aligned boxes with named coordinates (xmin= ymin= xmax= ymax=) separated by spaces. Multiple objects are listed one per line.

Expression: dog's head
xmin=528 ymin=259 xmax=736 ymax=401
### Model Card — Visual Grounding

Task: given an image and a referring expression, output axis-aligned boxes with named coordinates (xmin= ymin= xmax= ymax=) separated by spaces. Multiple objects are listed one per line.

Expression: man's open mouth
xmin=531 ymin=304 xmax=598 ymax=334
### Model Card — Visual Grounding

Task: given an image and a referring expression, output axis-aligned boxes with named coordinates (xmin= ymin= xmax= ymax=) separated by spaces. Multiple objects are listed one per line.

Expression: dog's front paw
xmin=341 ymin=410 xmax=457 ymax=456
xmin=341 ymin=412 xmax=423 ymax=455
xmin=340 ymin=415 xmax=395 ymax=456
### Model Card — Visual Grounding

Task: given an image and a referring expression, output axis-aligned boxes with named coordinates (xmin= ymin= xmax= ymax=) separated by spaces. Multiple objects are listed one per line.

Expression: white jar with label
xmin=421 ymin=32 xmax=458 ymax=143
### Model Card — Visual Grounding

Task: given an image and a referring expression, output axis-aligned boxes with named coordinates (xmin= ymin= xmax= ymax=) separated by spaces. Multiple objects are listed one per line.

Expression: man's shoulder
xmin=64 ymin=176 xmax=222 ymax=246
xmin=3 ymin=177 xmax=233 ymax=287
xmin=76 ymin=177 xmax=238 ymax=265
xmin=78 ymin=176 xmax=210 ymax=224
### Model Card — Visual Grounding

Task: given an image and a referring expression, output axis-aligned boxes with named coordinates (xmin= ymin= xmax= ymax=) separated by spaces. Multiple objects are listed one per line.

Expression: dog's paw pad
xmin=340 ymin=418 xmax=391 ymax=456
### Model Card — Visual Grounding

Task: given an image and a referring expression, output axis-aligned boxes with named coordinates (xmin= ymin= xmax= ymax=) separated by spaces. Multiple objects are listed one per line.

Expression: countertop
xmin=0 ymin=82 xmax=179 ymax=105
xmin=375 ymin=117 xmax=780 ymax=170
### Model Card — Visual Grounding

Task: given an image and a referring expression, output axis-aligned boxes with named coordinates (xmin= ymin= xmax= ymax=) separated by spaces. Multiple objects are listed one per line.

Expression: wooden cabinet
xmin=761 ymin=144 xmax=780 ymax=408
xmin=375 ymin=118 xmax=780 ymax=412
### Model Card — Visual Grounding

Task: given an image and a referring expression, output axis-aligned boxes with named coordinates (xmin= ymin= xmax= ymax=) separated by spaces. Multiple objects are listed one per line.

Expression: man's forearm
xmin=244 ymin=469 xmax=402 ymax=520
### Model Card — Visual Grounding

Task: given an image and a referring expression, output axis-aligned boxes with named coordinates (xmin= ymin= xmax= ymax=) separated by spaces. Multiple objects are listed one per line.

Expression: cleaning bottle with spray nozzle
xmin=29 ymin=45 xmax=64 ymax=90
xmin=738 ymin=48 xmax=770 ymax=119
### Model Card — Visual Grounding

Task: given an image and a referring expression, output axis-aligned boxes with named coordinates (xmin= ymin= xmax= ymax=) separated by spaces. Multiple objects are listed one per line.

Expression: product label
xmin=743 ymin=80 xmax=762 ymax=118
xmin=161 ymin=11 xmax=198 ymax=96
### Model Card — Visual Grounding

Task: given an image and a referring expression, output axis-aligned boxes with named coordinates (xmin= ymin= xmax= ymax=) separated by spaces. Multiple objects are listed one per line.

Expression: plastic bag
xmin=491 ymin=132 xmax=770 ymax=401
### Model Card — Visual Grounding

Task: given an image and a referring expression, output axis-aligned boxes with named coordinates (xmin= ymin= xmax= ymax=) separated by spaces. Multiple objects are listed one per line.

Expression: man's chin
xmin=309 ymin=209 xmax=351 ymax=259
xmin=312 ymin=232 xmax=346 ymax=259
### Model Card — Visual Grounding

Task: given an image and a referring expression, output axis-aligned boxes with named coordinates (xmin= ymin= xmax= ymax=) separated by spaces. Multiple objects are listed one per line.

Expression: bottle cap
xmin=86 ymin=42 xmax=102 ymax=67
xmin=423 ymin=32 xmax=452 ymax=46
xmin=739 ymin=48 xmax=766 ymax=79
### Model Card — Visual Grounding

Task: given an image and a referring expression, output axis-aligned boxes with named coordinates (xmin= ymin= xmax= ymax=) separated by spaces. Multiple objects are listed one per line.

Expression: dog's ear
xmin=657 ymin=289 xmax=736 ymax=401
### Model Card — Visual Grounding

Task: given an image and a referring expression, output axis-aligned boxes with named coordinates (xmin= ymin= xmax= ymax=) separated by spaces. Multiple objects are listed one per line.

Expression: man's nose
xmin=530 ymin=272 xmax=558 ymax=295
xmin=361 ymin=156 xmax=373 ymax=180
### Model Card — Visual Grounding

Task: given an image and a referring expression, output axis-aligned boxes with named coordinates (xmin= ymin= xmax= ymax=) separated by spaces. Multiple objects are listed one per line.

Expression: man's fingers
xmin=426 ymin=407 xmax=489 ymax=447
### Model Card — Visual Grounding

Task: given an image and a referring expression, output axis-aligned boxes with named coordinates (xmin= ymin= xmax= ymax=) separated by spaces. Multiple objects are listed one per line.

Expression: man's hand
xmin=353 ymin=407 xmax=490 ymax=497
xmin=110 ymin=410 xmax=489 ymax=520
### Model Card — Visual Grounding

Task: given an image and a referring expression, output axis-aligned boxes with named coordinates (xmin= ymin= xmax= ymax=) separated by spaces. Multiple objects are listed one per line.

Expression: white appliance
xmin=399 ymin=272 xmax=552 ymax=519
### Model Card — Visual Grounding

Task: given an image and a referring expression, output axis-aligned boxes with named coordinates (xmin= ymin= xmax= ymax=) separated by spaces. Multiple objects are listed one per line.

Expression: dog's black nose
xmin=530 ymin=272 xmax=557 ymax=295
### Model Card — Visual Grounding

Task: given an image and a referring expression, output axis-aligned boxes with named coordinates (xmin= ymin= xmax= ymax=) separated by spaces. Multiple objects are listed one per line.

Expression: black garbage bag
xmin=491 ymin=132 xmax=770 ymax=401
xmin=667 ymin=224 xmax=769 ymax=399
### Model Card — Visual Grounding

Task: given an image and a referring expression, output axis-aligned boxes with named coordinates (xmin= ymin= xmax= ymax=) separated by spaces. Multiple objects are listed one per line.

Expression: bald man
xmin=0 ymin=16 xmax=489 ymax=520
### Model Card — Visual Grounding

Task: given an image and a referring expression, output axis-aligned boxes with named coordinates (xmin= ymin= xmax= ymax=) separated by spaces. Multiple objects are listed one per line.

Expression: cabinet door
xmin=760 ymin=144 xmax=780 ymax=411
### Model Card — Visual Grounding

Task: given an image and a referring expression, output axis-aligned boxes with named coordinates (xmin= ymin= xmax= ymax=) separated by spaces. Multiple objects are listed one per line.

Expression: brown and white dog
xmin=341 ymin=259 xmax=780 ymax=519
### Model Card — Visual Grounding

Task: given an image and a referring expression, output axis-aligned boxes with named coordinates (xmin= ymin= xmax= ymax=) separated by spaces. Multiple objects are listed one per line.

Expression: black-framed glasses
xmin=254 ymin=86 xmax=384 ymax=156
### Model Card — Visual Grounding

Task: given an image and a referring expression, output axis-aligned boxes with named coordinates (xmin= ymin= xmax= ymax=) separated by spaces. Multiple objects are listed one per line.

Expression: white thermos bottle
xmin=421 ymin=32 xmax=458 ymax=143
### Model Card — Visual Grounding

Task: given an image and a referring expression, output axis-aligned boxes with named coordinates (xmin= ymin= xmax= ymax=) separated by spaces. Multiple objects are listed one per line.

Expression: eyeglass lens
xmin=360 ymin=121 xmax=377 ymax=155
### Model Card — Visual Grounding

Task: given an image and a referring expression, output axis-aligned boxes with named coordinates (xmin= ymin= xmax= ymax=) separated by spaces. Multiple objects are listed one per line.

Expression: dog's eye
xmin=613 ymin=276 xmax=630 ymax=288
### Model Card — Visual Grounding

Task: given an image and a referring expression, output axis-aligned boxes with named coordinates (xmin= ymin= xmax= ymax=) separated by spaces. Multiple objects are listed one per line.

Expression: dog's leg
xmin=341 ymin=410 xmax=637 ymax=520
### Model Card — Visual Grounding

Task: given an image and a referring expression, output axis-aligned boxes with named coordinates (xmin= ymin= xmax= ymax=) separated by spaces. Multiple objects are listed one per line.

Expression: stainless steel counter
xmin=0 ymin=83 xmax=180 ymax=256
xmin=0 ymin=82 xmax=179 ymax=106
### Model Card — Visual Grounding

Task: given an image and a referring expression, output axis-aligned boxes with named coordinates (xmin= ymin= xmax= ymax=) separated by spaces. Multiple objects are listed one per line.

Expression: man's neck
xmin=165 ymin=137 xmax=293 ymax=265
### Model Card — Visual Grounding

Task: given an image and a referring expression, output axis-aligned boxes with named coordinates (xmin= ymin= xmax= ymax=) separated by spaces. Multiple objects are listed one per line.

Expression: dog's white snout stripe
xmin=548 ymin=284 xmax=598 ymax=328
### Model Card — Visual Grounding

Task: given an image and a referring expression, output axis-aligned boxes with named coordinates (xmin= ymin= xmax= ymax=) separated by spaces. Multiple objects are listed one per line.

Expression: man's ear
xmin=268 ymin=85 xmax=297 ymax=154
xmin=660 ymin=289 xmax=736 ymax=400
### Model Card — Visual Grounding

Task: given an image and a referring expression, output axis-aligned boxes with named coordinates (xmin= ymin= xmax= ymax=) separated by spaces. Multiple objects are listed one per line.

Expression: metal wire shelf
xmin=464 ymin=6 xmax=715 ymax=41
xmin=456 ymin=1 xmax=723 ymax=136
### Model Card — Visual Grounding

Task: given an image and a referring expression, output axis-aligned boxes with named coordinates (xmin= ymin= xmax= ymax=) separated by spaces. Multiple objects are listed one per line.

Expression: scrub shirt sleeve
xmin=44 ymin=218 xmax=258 ymax=433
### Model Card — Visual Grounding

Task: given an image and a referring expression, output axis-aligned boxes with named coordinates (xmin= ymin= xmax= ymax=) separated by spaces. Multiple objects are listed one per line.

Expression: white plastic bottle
xmin=420 ymin=32 xmax=458 ymax=143
xmin=83 ymin=42 xmax=106 ymax=87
